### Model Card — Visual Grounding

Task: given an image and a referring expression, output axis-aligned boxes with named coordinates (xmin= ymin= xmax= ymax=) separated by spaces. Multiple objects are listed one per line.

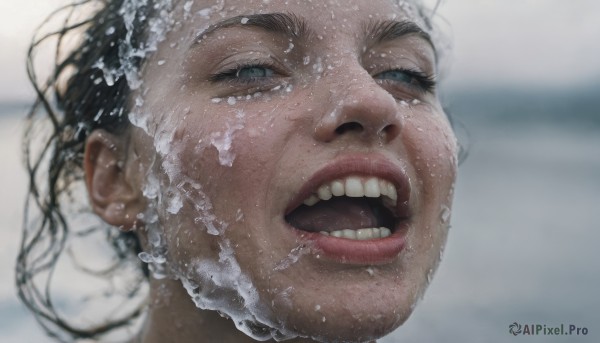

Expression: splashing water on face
xmin=180 ymin=239 xmax=264 ymax=337
xmin=210 ymin=110 xmax=246 ymax=167
xmin=273 ymin=244 xmax=311 ymax=272
xmin=180 ymin=239 xmax=302 ymax=340
xmin=110 ymin=0 xmax=452 ymax=341
xmin=440 ymin=205 xmax=451 ymax=225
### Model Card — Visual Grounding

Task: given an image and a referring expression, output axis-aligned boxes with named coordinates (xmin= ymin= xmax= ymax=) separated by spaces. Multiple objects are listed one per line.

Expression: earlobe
xmin=84 ymin=130 xmax=144 ymax=230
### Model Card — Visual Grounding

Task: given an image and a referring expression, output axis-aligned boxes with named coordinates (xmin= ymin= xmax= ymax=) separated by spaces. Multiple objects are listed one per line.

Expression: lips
xmin=284 ymin=154 xmax=412 ymax=265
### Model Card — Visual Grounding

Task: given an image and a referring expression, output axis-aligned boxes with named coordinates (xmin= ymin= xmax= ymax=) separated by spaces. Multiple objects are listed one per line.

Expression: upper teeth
xmin=303 ymin=176 xmax=397 ymax=206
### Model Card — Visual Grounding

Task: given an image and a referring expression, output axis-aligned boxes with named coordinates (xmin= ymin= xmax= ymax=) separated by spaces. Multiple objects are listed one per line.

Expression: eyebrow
xmin=364 ymin=19 xmax=433 ymax=47
xmin=191 ymin=13 xmax=434 ymax=53
xmin=192 ymin=12 xmax=313 ymax=46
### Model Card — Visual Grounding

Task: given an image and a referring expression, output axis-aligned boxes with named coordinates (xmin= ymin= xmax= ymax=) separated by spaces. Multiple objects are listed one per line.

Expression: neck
xmin=138 ymin=278 xmax=316 ymax=343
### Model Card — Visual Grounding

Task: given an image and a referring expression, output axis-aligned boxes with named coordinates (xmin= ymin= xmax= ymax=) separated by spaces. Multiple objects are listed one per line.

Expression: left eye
xmin=373 ymin=68 xmax=436 ymax=93
xmin=236 ymin=66 xmax=274 ymax=79
xmin=374 ymin=70 xmax=415 ymax=84
xmin=210 ymin=63 xmax=278 ymax=83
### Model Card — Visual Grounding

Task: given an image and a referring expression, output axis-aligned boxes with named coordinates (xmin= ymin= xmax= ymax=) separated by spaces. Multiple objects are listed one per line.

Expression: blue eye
xmin=236 ymin=66 xmax=274 ymax=79
xmin=375 ymin=70 xmax=415 ymax=84
xmin=374 ymin=68 xmax=436 ymax=92
xmin=210 ymin=64 xmax=277 ymax=83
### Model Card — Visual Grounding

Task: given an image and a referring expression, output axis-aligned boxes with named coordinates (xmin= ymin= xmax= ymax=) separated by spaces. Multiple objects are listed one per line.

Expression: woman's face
xmin=127 ymin=0 xmax=457 ymax=340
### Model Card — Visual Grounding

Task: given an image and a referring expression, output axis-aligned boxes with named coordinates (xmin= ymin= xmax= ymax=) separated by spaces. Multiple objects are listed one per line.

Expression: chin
xmin=259 ymin=263 xmax=424 ymax=343
xmin=277 ymin=302 xmax=412 ymax=343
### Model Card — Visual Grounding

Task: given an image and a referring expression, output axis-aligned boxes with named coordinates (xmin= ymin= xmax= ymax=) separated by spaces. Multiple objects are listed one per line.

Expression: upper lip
xmin=284 ymin=154 xmax=412 ymax=220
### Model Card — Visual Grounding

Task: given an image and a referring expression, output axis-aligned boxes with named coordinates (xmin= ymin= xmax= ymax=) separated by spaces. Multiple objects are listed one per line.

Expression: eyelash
xmin=209 ymin=61 xmax=279 ymax=84
xmin=209 ymin=62 xmax=436 ymax=95
xmin=374 ymin=67 xmax=436 ymax=93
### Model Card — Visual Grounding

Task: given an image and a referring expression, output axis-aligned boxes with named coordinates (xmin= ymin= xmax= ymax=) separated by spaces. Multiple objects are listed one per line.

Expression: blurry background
xmin=1 ymin=1 xmax=599 ymax=342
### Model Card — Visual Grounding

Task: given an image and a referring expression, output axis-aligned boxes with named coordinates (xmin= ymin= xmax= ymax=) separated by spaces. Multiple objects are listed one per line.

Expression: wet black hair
xmin=16 ymin=0 xmax=155 ymax=341
xmin=16 ymin=0 xmax=452 ymax=342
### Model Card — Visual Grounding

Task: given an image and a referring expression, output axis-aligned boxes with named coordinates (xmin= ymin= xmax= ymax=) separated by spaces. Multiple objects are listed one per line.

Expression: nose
xmin=313 ymin=71 xmax=402 ymax=144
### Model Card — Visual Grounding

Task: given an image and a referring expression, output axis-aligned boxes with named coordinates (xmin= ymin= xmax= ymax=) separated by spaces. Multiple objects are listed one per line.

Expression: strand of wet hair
xmin=17 ymin=1 xmax=147 ymax=341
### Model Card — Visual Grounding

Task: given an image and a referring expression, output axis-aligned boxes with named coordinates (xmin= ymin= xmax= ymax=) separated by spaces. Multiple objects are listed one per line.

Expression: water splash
xmin=180 ymin=239 xmax=265 ymax=338
xmin=273 ymin=245 xmax=310 ymax=272
xmin=284 ymin=42 xmax=295 ymax=54
xmin=166 ymin=189 xmax=183 ymax=214
xmin=179 ymin=239 xmax=301 ymax=341
xmin=440 ymin=205 xmax=451 ymax=225
xmin=210 ymin=110 xmax=245 ymax=167
xmin=179 ymin=179 xmax=227 ymax=236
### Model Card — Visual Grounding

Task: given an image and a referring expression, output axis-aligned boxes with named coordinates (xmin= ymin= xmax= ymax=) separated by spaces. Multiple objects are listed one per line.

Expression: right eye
xmin=210 ymin=63 xmax=277 ymax=84
xmin=373 ymin=68 xmax=436 ymax=94
xmin=236 ymin=66 xmax=274 ymax=79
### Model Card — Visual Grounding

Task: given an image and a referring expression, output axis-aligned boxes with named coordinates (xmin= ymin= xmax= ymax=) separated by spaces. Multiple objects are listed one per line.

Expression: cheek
xmin=135 ymin=107 xmax=238 ymax=273
xmin=154 ymin=104 xmax=289 ymax=259
xmin=403 ymin=108 xmax=458 ymax=204
xmin=400 ymin=108 xmax=458 ymax=277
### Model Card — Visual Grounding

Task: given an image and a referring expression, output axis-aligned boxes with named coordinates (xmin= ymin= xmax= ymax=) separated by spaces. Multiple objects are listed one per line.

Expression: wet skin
xmin=85 ymin=0 xmax=458 ymax=342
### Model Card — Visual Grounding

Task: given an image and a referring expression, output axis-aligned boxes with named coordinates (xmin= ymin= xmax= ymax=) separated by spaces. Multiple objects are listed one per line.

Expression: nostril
xmin=335 ymin=122 xmax=363 ymax=135
xmin=382 ymin=124 xmax=400 ymax=140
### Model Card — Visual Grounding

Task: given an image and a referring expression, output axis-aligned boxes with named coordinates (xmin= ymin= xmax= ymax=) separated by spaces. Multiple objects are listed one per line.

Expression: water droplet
xmin=273 ymin=245 xmax=308 ymax=271
xmin=148 ymin=228 xmax=162 ymax=247
xmin=197 ymin=8 xmax=212 ymax=18
xmin=183 ymin=0 xmax=193 ymax=13
xmin=284 ymin=42 xmax=294 ymax=54
xmin=440 ymin=205 xmax=451 ymax=224
xmin=138 ymin=252 xmax=152 ymax=263
xmin=93 ymin=109 xmax=104 ymax=122
xmin=153 ymin=254 xmax=166 ymax=264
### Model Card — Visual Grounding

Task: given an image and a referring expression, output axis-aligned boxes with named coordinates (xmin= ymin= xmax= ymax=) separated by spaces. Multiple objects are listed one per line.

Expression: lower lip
xmin=291 ymin=224 xmax=409 ymax=265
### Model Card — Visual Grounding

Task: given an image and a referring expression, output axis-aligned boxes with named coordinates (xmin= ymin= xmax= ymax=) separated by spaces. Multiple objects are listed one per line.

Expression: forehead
xmin=187 ymin=0 xmax=427 ymax=31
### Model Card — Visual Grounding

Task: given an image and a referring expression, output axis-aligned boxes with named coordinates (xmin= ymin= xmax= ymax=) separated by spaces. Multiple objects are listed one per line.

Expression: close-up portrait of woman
xmin=16 ymin=0 xmax=457 ymax=342
xmin=4 ymin=0 xmax=598 ymax=342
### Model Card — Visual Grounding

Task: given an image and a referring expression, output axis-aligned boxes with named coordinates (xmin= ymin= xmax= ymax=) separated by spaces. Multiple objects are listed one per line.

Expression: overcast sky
xmin=1 ymin=0 xmax=599 ymax=102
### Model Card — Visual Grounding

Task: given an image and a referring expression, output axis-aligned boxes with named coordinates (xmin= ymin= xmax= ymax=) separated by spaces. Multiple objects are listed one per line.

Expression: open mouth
xmin=285 ymin=176 xmax=407 ymax=240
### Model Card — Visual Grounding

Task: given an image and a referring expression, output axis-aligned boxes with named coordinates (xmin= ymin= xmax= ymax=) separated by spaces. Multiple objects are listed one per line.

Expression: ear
xmin=84 ymin=130 xmax=145 ymax=230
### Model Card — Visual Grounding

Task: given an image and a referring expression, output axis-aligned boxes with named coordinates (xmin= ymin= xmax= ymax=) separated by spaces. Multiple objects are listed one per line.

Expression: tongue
xmin=286 ymin=197 xmax=378 ymax=232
